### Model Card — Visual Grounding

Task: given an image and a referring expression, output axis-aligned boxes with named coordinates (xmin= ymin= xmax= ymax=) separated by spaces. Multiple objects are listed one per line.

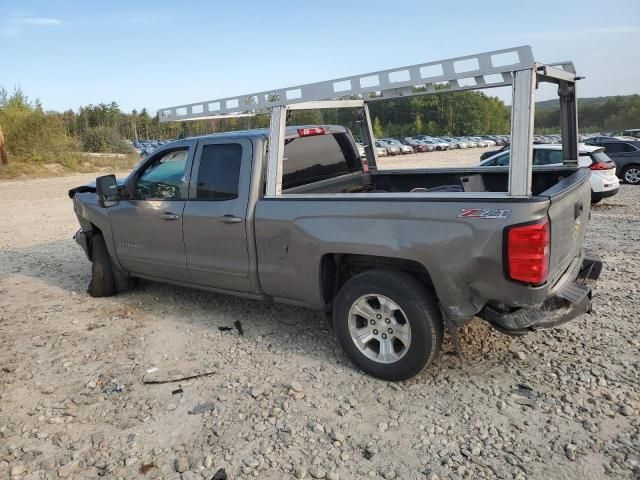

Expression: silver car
xmin=383 ymin=138 xmax=414 ymax=154
xmin=376 ymin=140 xmax=401 ymax=155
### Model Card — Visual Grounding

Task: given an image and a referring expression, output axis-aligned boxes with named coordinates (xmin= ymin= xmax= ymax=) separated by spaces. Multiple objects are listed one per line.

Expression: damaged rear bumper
xmin=481 ymin=255 xmax=602 ymax=336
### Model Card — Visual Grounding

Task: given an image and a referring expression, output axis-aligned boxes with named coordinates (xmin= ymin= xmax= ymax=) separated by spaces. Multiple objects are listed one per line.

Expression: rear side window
xmin=196 ymin=144 xmax=242 ymax=200
xmin=485 ymin=152 xmax=509 ymax=166
xmin=602 ymin=143 xmax=626 ymax=153
xmin=282 ymin=134 xmax=352 ymax=189
xmin=533 ymin=149 xmax=564 ymax=165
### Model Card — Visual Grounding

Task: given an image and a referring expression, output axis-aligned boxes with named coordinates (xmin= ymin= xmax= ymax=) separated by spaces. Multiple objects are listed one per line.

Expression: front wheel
xmin=622 ymin=165 xmax=640 ymax=185
xmin=87 ymin=234 xmax=116 ymax=297
xmin=333 ymin=269 xmax=443 ymax=381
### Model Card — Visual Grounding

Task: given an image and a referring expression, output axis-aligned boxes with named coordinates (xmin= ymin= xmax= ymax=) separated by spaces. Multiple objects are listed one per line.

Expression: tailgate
xmin=543 ymin=169 xmax=592 ymax=287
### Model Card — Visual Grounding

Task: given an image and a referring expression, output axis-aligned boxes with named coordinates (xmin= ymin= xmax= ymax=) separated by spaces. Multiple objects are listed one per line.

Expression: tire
xmin=87 ymin=233 xmax=116 ymax=297
xmin=333 ymin=269 xmax=443 ymax=381
xmin=622 ymin=165 xmax=640 ymax=185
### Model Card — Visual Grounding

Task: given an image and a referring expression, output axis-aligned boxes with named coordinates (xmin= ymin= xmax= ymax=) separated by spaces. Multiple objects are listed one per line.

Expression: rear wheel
xmin=333 ymin=269 xmax=443 ymax=381
xmin=622 ymin=165 xmax=640 ymax=185
xmin=87 ymin=234 xmax=116 ymax=297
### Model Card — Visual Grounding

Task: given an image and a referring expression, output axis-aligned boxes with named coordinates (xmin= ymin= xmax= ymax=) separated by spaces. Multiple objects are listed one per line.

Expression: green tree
xmin=373 ymin=116 xmax=384 ymax=138
xmin=0 ymin=86 xmax=80 ymax=167
xmin=414 ymin=113 xmax=424 ymax=135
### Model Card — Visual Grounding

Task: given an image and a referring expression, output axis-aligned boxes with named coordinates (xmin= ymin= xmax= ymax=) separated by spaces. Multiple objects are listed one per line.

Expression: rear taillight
xmin=297 ymin=127 xmax=325 ymax=137
xmin=506 ymin=219 xmax=550 ymax=285
xmin=590 ymin=162 xmax=614 ymax=170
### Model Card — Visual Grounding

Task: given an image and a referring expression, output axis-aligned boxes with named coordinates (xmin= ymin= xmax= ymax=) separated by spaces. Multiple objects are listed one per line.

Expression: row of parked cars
xmin=357 ymin=134 xmax=510 ymax=157
xmin=127 ymin=139 xmax=174 ymax=156
xmin=477 ymin=130 xmax=640 ymax=204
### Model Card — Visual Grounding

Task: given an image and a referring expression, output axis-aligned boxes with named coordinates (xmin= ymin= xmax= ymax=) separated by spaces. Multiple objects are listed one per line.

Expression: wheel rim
xmin=348 ymin=294 xmax=411 ymax=364
xmin=624 ymin=167 xmax=640 ymax=184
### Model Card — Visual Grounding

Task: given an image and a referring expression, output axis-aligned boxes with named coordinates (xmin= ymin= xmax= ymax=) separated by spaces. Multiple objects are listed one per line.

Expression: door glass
xmin=534 ymin=149 xmax=564 ymax=165
xmin=493 ymin=152 xmax=510 ymax=166
xmin=602 ymin=143 xmax=624 ymax=153
xmin=135 ymin=149 xmax=189 ymax=200
xmin=196 ymin=144 xmax=242 ymax=200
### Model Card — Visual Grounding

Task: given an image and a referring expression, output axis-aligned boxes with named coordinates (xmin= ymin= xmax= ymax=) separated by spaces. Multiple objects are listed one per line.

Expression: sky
xmin=1 ymin=0 xmax=639 ymax=114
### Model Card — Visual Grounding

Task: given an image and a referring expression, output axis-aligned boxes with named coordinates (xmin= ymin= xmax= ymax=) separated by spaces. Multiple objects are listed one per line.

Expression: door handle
xmin=160 ymin=212 xmax=181 ymax=221
xmin=220 ymin=214 xmax=242 ymax=224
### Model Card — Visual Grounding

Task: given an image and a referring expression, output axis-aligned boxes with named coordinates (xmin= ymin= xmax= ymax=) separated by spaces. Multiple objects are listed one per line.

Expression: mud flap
xmin=442 ymin=313 xmax=464 ymax=364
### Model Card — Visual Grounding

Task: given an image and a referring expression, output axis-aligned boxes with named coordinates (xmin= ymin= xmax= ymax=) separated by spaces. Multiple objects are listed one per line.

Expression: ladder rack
xmin=157 ymin=45 xmax=579 ymax=199
xmin=158 ymin=45 xmax=575 ymax=123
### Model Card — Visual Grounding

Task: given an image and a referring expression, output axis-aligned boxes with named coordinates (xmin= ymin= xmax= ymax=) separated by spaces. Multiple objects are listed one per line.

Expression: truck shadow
xmin=1 ymin=238 xmax=517 ymax=378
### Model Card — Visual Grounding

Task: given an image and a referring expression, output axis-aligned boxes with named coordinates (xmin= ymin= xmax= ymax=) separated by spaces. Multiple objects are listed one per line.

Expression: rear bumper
xmin=481 ymin=254 xmax=602 ymax=336
xmin=592 ymin=186 xmax=619 ymax=202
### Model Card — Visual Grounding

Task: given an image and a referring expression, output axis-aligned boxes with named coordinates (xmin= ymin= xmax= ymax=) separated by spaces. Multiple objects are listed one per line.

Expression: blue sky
xmin=1 ymin=0 xmax=639 ymax=114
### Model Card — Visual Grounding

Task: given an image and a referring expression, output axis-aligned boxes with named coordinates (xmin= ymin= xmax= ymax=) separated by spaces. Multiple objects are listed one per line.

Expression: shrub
xmin=80 ymin=126 xmax=131 ymax=153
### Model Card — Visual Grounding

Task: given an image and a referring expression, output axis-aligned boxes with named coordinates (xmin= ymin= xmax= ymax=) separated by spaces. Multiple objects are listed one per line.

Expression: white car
xmin=479 ymin=144 xmax=620 ymax=203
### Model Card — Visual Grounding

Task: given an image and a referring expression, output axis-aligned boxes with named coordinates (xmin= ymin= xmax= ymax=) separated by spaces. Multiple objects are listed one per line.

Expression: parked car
xmin=469 ymin=137 xmax=496 ymax=148
xmin=610 ymin=128 xmax=640 ymax=139
xmin=440 ymin=136 xmax=467 ymax=149
xmin=479 ymin=144 xmax=620 ymax=202
xmin=400 ymin=138 xmax=430 ymax=152
xmin=356 ymin=142 xmax=366 ymax=158
xmin=376 ymin=145 xmax=389 ymax=157
xmin=382 ymin=138 xmax=414 ymax=154
xmin=460 ymin=137 xmax=478 ymax=148
xmin=408 ymin=138 xmax=436 ymax=152
xmin=414 ymin=136 xmax=449 ymax=151
xmin=480 ymin=144 xmax=509 ymax=161
xmin=375 ymin=140 xmax=401 ymax=155
xmin=585 ymin=139 xmax=640 ymax=184
xmin=584 ymin=135 xmax=636 ymax=144
xmin=474 ymin=136 xmax=496 ymax=147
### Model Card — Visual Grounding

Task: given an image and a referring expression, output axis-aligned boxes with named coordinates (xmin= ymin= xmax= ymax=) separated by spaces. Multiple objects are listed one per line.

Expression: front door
xmin=110 ymin=146 xmax=194 ymax=283
xmin=182 ymin=138 xmax=252 ymax=292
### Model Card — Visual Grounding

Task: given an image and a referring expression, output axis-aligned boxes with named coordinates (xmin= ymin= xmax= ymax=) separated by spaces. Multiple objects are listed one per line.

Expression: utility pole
xmin=0 ymin=122 xmax=8 ymax=165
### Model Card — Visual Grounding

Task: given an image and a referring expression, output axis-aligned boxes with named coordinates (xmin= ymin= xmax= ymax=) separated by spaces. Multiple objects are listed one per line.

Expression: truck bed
xmin=256 ymin=166 xmax=591 ymax=325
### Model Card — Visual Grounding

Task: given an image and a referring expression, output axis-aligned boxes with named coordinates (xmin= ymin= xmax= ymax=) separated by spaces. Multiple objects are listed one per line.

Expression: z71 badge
xmin=458 ymin=208 xmax=511 ymax=219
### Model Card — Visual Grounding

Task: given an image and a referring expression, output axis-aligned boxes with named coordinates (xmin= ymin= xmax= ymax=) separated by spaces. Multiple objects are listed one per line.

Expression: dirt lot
xmin=1 ymin=154 xmax=639 ymax=480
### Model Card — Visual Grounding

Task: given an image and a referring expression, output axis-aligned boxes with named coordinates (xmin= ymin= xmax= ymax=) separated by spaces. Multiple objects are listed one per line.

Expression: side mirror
xmin=96 ymin=174 xmax=119 ymax=208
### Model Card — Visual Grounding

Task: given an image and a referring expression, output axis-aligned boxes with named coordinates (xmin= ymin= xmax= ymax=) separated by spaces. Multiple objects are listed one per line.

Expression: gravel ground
xmin=0 ymin=161 xmax=638 ymax=480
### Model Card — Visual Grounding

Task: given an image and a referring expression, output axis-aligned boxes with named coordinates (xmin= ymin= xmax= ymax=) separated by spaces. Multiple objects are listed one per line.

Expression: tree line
xmin=535 ymin=95 xmax=640 ymax=133
xmin=1 ymin=86 xmax=639 ymax=165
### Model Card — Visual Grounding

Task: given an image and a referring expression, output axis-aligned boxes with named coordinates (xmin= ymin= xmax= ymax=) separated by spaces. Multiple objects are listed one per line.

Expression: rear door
xmin=182 ymin=138 xmax=253 ymax=292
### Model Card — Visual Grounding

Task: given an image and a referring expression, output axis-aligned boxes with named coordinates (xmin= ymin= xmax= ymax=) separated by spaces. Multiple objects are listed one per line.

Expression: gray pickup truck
xmin=69 ymin=46 xmax=602 ymax=380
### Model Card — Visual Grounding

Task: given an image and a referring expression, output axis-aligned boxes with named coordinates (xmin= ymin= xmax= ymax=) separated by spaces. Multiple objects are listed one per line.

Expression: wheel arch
xmin=319 ymin=253 xmax=436 ymax=314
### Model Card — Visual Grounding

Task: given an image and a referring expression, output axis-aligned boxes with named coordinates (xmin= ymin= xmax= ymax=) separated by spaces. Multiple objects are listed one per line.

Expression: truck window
xmin=135 ymin=149 xmax=189 ymax=200
xmin=196 ymin=144 xmax=242 ymax=200
xmin=282 ymin=134 xmax=351 ymax=190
